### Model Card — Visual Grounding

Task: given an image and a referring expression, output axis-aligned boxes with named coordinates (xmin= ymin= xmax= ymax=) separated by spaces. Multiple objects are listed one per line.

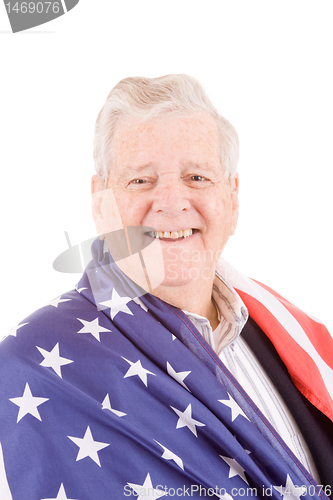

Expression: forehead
xmin=112 ymin=112 xmax=221 ymax=165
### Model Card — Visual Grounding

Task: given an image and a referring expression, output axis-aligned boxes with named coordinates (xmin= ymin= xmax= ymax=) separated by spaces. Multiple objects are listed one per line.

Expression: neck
xmin=114 ymin=256 xmax=219 ymax=328
xmin=152 ymin=277 xmax=219 ymax=329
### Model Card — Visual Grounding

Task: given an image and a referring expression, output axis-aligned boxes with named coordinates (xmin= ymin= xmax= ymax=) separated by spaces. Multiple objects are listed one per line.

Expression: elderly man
xmin=0 ymin=75 xmax=332 ymax=500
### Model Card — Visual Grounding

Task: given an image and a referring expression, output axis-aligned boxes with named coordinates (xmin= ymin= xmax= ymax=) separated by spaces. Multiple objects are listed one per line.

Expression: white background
xmin=1 ymin=1 xmax=332 ymax=335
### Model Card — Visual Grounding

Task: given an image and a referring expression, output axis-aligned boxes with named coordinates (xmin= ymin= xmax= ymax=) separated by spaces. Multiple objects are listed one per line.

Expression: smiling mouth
xmin=147 ymin=229 xmax=194 ymax=240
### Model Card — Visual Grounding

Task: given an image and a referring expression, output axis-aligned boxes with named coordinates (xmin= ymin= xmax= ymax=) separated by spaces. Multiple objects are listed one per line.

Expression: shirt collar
xmin=183 ymin=270 xmax=248 ymax=355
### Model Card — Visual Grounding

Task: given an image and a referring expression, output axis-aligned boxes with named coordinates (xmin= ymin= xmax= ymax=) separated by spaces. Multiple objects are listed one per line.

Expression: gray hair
xmin=93 ymin=74 xmax=239 ymax=186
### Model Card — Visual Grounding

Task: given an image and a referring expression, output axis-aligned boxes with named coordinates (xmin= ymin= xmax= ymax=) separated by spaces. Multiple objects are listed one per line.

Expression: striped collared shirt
xmin=183 ymin=271 xmax=320 ymax=482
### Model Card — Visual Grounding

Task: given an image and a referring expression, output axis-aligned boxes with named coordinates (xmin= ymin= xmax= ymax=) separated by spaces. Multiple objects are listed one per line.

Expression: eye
xmin=126 ymin=175 xmax=156 ymax=189
xmin=186 ymin=173 xmax=213 ymax=188
xmin=130 ymin=179 xmax=146 ymax=184
xmin=191 ymin=175 xmax=207 ymax=182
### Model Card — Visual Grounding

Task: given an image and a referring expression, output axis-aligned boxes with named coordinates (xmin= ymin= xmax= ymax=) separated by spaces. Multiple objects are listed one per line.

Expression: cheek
xmin=205 ymin=197 xmax=231 ymax=228
xmin=204 ymin=198 xmax=234 ymax=250
xmin=114 ymin=192 xmax=148 ymax=226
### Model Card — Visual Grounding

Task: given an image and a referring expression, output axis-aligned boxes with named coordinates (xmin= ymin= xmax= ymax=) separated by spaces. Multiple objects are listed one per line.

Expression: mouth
xmin=146 ymin=229 xmax=196 ymax=240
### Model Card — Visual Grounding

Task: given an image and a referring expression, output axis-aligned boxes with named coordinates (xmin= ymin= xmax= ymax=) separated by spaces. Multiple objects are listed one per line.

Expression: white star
xmin=127 ymin=473 xmax=167 ymax=498
xmin=218 ymin=396 xmax=249 ymax=422
xmin=48 ymin=296 xmax=72 ymax=308
xmin=167 ymin=362 xmax=191 ymax=391
xmin=102 ymin=394 xmax=126 ymax=417
xmin=7 ymin=322 xmax=29 ymax=338
xmin=170 ymin=403 xmax=205 ymax=437
xmin=132 ymin=296 xmax=148 ymax=312
xmin=122 ymin=357 xmax=156 ymax=387
xmin=220 ymin=455 xmax=248 ymax=484
xmin=36 ymin=343 xmax=73 ymax=378
xmin=41 ymin=483 xmax=76 ymax=500
xmin=68 ymin=426 xmax=110 ymax=467
xmin=154 ymin=440 xmax=184 ymax=470
xmin=99 ymin=289 xmax=133 ymax=320
xmin=217 ymin=491 xmax=234 ymax=500
xmin=77 ymin=317 xmax=111 ymax=341
xmin=171 ymin=334 xmax=176 ymax=340
xmin=273 ymin=474 xmax=307 ymax=500
xmin=76 ymin=286 xmax=88 ymax=293
xmin=9 ymin=383 xmax=49 ymax=422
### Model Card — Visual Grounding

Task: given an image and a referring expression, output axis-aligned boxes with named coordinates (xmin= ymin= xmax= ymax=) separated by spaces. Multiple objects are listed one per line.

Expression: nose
xmin=152 ymin=178 xmax=191 ymax=216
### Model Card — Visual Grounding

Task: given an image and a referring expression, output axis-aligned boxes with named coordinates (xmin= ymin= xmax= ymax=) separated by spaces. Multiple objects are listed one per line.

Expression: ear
xmin=91 ymin=175 xmax=106 ymax=239
xmin=230 ymin=173 xmax=239 ymax=236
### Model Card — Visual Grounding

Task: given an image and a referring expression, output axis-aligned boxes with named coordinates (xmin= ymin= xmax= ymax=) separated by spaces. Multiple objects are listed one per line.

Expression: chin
xmin=161 ymin=261 xmax=214 ymax=288
xmin=158 ymin=275 xmax=195 ymax=288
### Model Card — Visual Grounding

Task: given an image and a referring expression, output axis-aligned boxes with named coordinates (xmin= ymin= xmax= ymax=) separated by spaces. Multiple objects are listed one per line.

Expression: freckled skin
xmin=92 ymin=112 xmax=239 ymax=326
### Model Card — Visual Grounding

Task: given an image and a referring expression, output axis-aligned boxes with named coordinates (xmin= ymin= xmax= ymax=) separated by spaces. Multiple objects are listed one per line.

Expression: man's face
xmin=93 ymin=112 xmax=239 ymax=290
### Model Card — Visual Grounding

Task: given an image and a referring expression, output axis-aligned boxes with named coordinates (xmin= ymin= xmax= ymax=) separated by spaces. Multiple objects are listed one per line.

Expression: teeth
xmin=148 ymin=229 xmax=193 ymax=239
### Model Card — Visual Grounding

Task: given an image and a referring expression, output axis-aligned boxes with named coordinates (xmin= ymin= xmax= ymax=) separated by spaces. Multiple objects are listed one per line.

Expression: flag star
xmin=9 ymin=383 xmax=49 ymax=422
xmin=77 ymin=317 xmax=111 ymax=341
xmin=220 ymin=455 xmax=248 ymax=484
xmin=167 ymin=362 xmax=191 ymax=391
xmin=8 ymin=322 xmax=29 ymax=338
xmin=48 ymin=296 xmax=72 ymax=308
xmin=76 ymin=286 xmax=88 ymax=293
xmin=132 ymin=296 xmax=148 ymax=312
xmin=99 ymin=288 xmax=133 ymax=320
xmin=218 ymin=396 xmax=249 ymax=422
xmin=36 ymin=343 xmax=73 ymax=378
xmin=171 ymin=334 xmax=176 ymax=340
xmin=170 ymin=403 xmax=205 ymax=437
xmin=68 ymin=426 xmax=110 ymax=467
xmin=102 ymin=394 xmax=126 ymax=417
xmin=41 ymin=483 xmax=76 ymax=500
xmin=273 ymin=474 xmax=307 ymax=500
xmin=154 ymin=440 xmax=184 ymax=470
xmin=218 ymin=491 xmax=234 ymax=500
xmin=122 ymin=357 xmax=156 ymax=386
xmin=127 ymin=473 xmax=167 ymax=498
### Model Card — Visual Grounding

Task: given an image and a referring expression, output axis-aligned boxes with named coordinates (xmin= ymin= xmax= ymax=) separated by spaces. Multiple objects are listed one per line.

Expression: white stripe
xmin=217 ymin=258 xmax=333 ymax=399
xmin=0 ymin=442 xmax=12 ymax=500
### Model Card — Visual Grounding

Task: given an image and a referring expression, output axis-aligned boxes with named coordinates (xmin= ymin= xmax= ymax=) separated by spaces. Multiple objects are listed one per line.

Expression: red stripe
xmin=251 ymin=279 xmax=333 ymax=369
xmin=235 ymin=288 xmax=333 ymax=422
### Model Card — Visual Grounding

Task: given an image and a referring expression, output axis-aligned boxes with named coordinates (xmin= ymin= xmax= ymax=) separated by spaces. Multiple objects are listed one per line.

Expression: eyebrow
xmin=122 ymin=163 xmax=155 ymax=173
xmin=113 ymin=163 xmax=156 ymax=182
xmin=182 ymin=160 xmax=221 ymax=172
xmin=119 ymin=160 xmax=220 ymax=175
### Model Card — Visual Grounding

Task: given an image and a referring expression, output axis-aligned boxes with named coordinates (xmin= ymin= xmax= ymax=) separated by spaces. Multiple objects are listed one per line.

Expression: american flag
xmin=0 ymin=239 xmax=331 ymax=499
xmin=216 ymin=258 xmax=333 ymax=422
